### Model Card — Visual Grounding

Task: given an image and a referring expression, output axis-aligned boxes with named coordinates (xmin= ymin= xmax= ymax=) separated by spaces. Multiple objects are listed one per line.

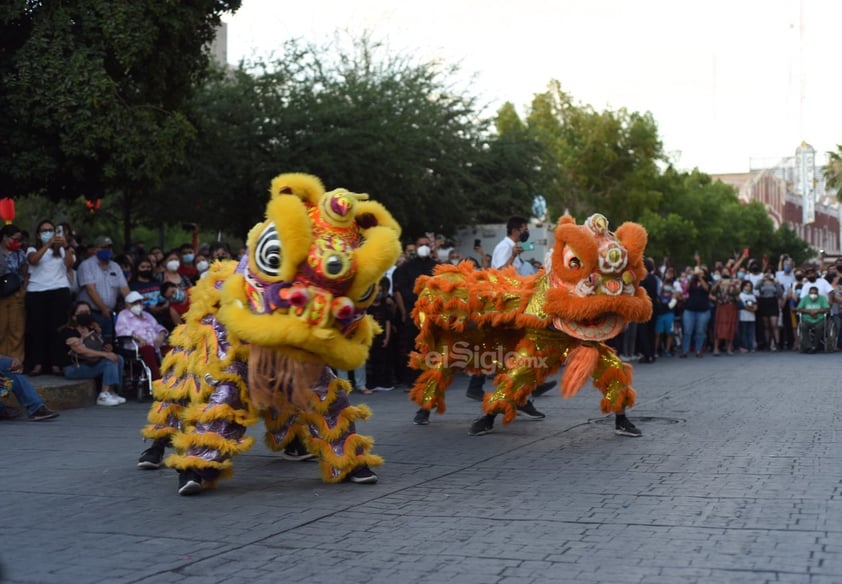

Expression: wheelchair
xmin=115 ymin=336 xmax=154 ymax=401
xmin=796 ymin=314 xmax=838 ymax=353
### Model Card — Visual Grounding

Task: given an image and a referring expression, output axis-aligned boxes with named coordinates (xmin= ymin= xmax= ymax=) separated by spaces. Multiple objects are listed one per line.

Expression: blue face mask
xmin=182 ymin=253 xmax=195 ymax=264
xmin=784 ymin=266 xmax=792 ymax=274
xmin=96 ymin=249 xmax=113 ymax=262
xmin=737 ymin=271 xmax=745 ymax=279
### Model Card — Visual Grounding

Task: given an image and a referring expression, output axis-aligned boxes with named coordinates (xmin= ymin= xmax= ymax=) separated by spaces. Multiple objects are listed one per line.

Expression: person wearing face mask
xmin=59 ymin=300 xmax=126 ymax=406
xmin=129 ymin=259 xmax=168 ymax=318
xmin=798 ymin=266 xmax=833 ymax=300
xmin=115 ymin=291 xmax=168 ymax=381
xmin=490 ymin=216 xmax=531 ymax=274
xmin=24 ymin=220 xmax=75 ymax=375
xmin=0 ymin=224 xmax=29 ymax=362
xmin=193 ymin=253 xmax=210 ymax=281
xmin=392 ymin=238 xmax=437 ymax=389
xmin=177 ymin=243 xmax=199 ymax=282
xmin=76 ymin=235 xmax=131 ymax=343
xmin=156 ymin=249 xmax=193 ymax=293
xmin=158 ymin=282 xmax=190 ymax=330
xmin=795 ymin=285 xmax=830 ymax=353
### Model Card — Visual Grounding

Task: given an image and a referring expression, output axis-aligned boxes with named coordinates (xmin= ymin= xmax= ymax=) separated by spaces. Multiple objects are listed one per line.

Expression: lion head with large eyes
xmin=544 ymin=213 xmax=652 ymax=341
xmin=217 ymin=173 xmax=401 ymax=372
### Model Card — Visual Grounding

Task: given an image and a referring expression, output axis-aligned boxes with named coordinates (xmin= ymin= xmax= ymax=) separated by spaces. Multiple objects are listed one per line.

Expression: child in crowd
xmin=738 ymin=280 xmax=758 ymax=353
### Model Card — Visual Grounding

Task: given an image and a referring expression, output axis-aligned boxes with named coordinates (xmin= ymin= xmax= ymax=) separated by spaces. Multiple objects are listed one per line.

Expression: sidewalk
xmin=3 ymin=351 xmax=841 ymax=583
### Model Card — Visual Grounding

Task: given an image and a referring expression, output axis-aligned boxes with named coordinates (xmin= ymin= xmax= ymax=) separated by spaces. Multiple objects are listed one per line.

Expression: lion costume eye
xmin=324 ymin=253 xmax=351 ymax=278
xmin=563 ymin=247 xmax=582 ymax=270
xmin=255 ymin=223 xmax=282 ymax=276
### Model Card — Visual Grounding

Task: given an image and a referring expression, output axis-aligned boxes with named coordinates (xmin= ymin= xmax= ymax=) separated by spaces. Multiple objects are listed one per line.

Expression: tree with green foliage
xmin=155 ymin=36 xmax=525 ymax=239
xmin=0 ymin=0 xmax=241 ymax=244
xmin=641 ymin=167 xmax=793 ymax=268
xmin=519 ymin=81 xmax=665 ymax=224
xmin=824 ymin=145 xmax=842 ymax=200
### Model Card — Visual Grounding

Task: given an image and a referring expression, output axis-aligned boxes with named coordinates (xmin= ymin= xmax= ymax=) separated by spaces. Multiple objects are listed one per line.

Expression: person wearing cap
xmin=115 ymin=291 xmax=168 ymax=380
xmin=76 ymin=235 xmax=130 ymax=343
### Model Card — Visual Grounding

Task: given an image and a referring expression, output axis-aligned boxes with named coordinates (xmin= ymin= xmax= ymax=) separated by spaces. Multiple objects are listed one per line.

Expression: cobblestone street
xmin=3 ymin=351 xmax=841 ymax=583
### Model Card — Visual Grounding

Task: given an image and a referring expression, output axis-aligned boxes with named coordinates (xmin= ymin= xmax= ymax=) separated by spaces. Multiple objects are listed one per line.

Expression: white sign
xmin=796 ymin=142 xmax=816 ymax=225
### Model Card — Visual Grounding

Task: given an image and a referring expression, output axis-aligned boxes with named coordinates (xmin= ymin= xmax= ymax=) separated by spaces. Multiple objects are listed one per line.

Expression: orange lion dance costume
xmin=409 ymin=213 xmax=652 ymax=434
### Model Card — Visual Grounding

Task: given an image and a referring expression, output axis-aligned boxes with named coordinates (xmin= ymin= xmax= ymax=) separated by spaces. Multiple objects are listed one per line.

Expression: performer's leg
xmin=297 ymin=367 xmax=383 ymax=484
xmin=166 ymin=362 xmax=257 ymax=495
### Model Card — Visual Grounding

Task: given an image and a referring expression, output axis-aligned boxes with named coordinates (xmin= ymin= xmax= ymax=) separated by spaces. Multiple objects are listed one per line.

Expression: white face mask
xmin=166 ymin=260 xmax=180 ymax=272
xmin=196 ymin=260 xmax=209 ymax=273
xmin=129 ymin=304 xmax=144 ymax=316
xmin=416 ymin=245 xmax=431 ymax=258
xmin=809 ymin=294 xmax=818 ymax=301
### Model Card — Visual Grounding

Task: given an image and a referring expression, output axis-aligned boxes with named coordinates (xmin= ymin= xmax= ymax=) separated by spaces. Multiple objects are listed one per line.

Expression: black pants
xmin=25 ymin=287 xmax=72 ymax=371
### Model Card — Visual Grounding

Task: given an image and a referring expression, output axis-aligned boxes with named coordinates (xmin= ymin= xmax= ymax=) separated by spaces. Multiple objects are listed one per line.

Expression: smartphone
xmin=521 ymin=241 xmax=535 ymax=251
xmin=56 ymin=225 xmax=64 ymax=237
xmin=474 ymin=239 xmax=481 ymax=248
xmin=743 ymin=247 xmax=750 ymax=257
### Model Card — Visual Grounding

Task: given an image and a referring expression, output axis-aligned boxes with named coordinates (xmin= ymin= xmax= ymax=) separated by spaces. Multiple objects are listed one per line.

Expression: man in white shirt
xmin=799 ymin=266 xmax=833 ymax=299
xmin=491 ymin=216 xmax=529 ymax=272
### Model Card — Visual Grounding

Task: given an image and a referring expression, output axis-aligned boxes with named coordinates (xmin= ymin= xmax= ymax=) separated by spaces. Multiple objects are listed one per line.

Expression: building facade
xmin=712 ymin=155 xmax=841 ymax=256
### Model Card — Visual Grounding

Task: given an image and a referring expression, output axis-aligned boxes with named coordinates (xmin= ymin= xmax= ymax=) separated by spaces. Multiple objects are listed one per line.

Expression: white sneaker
xmin=114 ymin=393 xmax=127 ymax=404
xmin=96 ymin=392 xmax=121 ymax=407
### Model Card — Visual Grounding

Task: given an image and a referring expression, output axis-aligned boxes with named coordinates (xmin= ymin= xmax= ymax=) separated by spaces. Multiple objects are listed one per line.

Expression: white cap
xmin=125 ymin=291 xmax=144 ymax=304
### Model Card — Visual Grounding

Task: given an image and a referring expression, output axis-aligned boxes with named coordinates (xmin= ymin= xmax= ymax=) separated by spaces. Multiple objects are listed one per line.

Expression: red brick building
xmin=712 ymin=162 xmax=841 ymax=256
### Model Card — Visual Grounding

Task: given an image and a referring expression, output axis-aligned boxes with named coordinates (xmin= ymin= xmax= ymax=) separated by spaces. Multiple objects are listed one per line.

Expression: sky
xmin=221 ymin=0 xmax=842 ymax=174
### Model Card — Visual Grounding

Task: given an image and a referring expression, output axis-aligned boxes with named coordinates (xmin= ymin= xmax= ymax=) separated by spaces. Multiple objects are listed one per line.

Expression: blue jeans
xmin=681 ymin=309 xmax=711 ymax=354
xmin=338 ymin=364 xmax=366 ymax=390
xmin=64 ymin=355 xmax=124 ymax=388
xmin=0 ymin=369 xmax=45 ymax=416
xmin=739 ymin=321 xmax=756 ymax=351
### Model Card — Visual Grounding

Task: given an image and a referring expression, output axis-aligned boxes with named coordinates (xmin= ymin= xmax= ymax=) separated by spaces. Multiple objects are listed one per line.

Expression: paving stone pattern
xmin=2 ymin=351 xmax=841 ymax=583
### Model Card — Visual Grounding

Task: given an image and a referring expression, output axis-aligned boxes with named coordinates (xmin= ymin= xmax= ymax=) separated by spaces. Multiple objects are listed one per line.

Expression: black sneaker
xmin=532 ymin=380 xmax=557 ymax=397
xmin=177 ymin=470 xmax=203 ymax=496
xmin=413 ymin=408 xmax=430 ymax=425
xmin=30 ymin=405 xmax=59 ymax=421
xmin=281 ymin=437 xmax=315 ymax=461
xmin=346 ymin=466 xmax=378 ymax=484
xmin=516 ymin=400 xmax=545 ymax=420
xmin=615 ymin=417 xmax=642 ymax=437
xmin=137 ymin=445 xmax=165 ymax=469
xmin=468 ymin=415 xmax=494 ymax=436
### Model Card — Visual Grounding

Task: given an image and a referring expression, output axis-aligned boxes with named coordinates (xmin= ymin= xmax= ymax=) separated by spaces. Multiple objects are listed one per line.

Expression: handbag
xmin=0 ymin=272 xmax=22 ymax=298
xmin=70 ymin=331 xmax=105 ymax=366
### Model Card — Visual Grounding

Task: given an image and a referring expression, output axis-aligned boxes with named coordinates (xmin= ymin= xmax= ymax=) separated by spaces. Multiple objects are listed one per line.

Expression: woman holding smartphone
xmin=25 ymin=219 xmax=75 ymax=375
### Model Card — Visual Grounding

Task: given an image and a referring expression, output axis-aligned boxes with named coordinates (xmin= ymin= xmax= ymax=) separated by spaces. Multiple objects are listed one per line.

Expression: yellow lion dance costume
xmin=409 ymin=213 xmax=652 ymax=435
xmin=141 ymin=173 xmax=401 ymax=495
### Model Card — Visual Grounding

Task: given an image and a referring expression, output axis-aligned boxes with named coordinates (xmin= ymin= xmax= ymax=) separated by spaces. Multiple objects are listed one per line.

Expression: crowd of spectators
xmin=4 ymin=213 xmax=838 ymax=419
xmin=0 ymin=219 xmax=238 ymax=411
xmin=615 ymin=251 xmax=842 ymax=361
